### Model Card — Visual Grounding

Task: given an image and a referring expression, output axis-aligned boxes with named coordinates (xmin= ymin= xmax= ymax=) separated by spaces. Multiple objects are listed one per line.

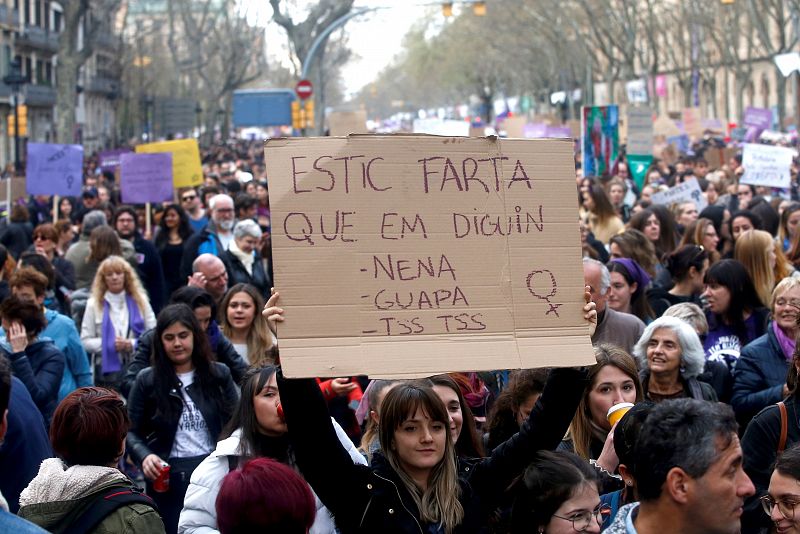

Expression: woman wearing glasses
xmin=510 ymin=450 xmax=609 ymax=533
xmin=763 ymin=445 xmax=800 ymax=533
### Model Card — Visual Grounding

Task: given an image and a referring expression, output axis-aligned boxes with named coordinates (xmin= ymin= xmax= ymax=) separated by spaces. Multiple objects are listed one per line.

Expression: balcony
xmin=0 ymin=5 xmax=19 ymax=28
xmin=23 ymin=84 xmax=55 ymax=107
xmin=16 ymin=26 xmax=59 ymax=54
xmin=87 ymin=75 xmax=119 ymax=97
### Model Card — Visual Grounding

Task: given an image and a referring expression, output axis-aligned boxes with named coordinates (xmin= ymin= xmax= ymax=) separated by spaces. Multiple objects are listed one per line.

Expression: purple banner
xmin=743 ymin=107 xmax=772 ymax=130
xmin=99 ymin=148 xmax=133 ymax=173
xmin=120 ymin=152 xmax=173 ymax=203
xmin=546 ymin=126 xmax=573 ymax=138
xmin=523 ymin=123 xmax=548 ymax=138
xmin=26 ymin=143 xmax=84 ymax=196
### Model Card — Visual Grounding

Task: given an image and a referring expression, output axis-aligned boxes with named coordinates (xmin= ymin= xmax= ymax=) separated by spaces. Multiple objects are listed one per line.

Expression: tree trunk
xmin=54 ymin=2 xmax=83 ymax=144
xmin=776 ymin=65 xmax=786 ymax=126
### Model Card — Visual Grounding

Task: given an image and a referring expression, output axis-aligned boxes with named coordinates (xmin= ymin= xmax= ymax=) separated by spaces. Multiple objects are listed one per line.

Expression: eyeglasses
xmin=761 ymin=495 xmax=800 ymax=520
xmin=182 ymin=195 xmax=196 ymax=202
xmin=552 ymin=504 xmax=611 ymax=532
xmin=33 ymin=235 xmax=48 ymax=241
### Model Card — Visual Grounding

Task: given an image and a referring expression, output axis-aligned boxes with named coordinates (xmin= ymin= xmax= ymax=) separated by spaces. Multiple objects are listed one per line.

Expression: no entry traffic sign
xmin=295 ymin=79 xmax=313 ymax=100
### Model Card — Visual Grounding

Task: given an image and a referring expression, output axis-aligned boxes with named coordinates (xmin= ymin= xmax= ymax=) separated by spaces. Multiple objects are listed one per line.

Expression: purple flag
xmin=25 ymin=143 xmax=84 ymax=196
xmin=120 ymin=152 xmax=173 ymax=203
xmin=99 ymin=148 xmax=133 ymax=173
xmin=743 ymin=107 xmax=772 ymax=130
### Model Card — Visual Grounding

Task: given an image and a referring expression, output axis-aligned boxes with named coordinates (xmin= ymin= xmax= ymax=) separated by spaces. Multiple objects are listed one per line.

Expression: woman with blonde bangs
xmin=218 ymin=283 xmax=275 ymax=367
xmin=81 ymin=255 xmax=156 ymax=387
xmin=735 ymin=229 xmax=796 ymax=309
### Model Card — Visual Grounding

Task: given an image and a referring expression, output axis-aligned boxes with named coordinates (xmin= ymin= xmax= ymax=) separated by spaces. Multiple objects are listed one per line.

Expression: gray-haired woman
xmin=633 ymin=316 xmax=717 ymax=402
xmin=221 ymin=220 xmax=271 ymax=297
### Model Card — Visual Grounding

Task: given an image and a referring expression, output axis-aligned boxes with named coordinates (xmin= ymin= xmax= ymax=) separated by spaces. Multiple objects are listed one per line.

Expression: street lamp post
xmin=3 ymin=58 xmax=27 ymax=173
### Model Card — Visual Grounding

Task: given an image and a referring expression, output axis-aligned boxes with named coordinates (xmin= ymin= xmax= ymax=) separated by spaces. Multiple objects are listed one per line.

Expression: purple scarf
xmin=101 ymin=294 xmax=145 ymax=373
xmin=773 ymin=321 xmax=796 ymax=361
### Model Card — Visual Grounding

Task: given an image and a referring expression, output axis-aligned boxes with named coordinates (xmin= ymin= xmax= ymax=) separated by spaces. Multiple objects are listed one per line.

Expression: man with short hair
xmin=113 ymin=206 xmax=166 ymax=312
xmin=180 ymin=194 xmax=236 ymax=280
xmin=0 ymin=344 xmax=53 ymax=519
xmin=188 ymin=253 xmax=229 ymax=303
xmin=614 ymin=399 xmax=754 ymax=534
xmin=584 ymin=257 xmax=644 ymax=354
xmin=179 ymin=187 xmax=208 ymax=233
xmin=65 ymin=210 xmax=107 ymax=288
xmin=5 ymin=268 xmax=91 ymax=402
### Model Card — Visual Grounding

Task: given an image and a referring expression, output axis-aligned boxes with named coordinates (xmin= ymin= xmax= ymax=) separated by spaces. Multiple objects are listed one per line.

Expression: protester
xmin=485 ymin=369 xmax=548 ymax=452
xmin=778 ymin=202 xmax=800 ymax=252
xmin=81 ymin=255 xmax=156 ymax=388
xmin=357 ymin=379 xmax=399 ymax=462
xmin=121 ymin=286 xmax=248 ymax=398
xmin=733 ymin=277 xmax=800 ymax=423
xmin=678 ymin=217 xmax=721 ymax=264
xmin=0 ymin=204 xmax=32 ymax=259
xmin=584 ymin=258 xmax=645 ymax=354
xmin=763 ymin=445 xmax=800 ymax=534
xmin=221 ymin=220 xmax=271 ymax=297
xmin=0 ymin=295 xmax=64 ymax=425
xmin=735 ymin=229 xmax=795 ymax=308
xmin=607 ymin=177 xmax=632 ymax=223
xmin=155 ymin=203 xmax=194 ymax=298
xmin=7 ymin=268 xmax=91 ymax=402
xmin=180 ymin=194 xmax=236 ymax=280
xmin=729 ymin=209 xmax=762 ymax=247
xmin=214 ymin=458 xmax=315 ymax=534
xmin=646 ymin=245 xmax=709 ymax=317
xmin=608 ymin=230 xmax=659 ymax=278
xmin=187 ymin=254 xmax=229 ymax=304
xmin=179 ymin=187 xmax=208 ymax=233
xmin=629 ymin=208 xmax=669 ymax=259
xmin=64 ymin=210 xmax=107 ymax=288
xmin=633 ymin=316 xmax=716 ymax=402
xmin=0 ymin=357 xmax=49 ymax=532
xmin=584 ymin=184 xmax=623 ymax=243
xmin=255 ymin=180 xmax=270 ymax=228
xmin=703 ymin=259 xmax=769 ymax=367
xmin=179 ymin=366 xmax=366 ymax=534
xmin=17 ymin=387 xmax=165 ymax=533
xmin=114 ymin=205 xmax=167 ymax=313
xmin=509 ymin=450 xmax=607 ymax=534
xmin=429 ymin=373 xmax=486 ymax=459
xmin=612 ymin=399 xmax=754 ymax=533
xmin=607 ymin=258 xmax=654 ymax=323
xmin=218 ymin=283 xmax=275 ymax=366
xmin=31 ymin=223 xmax=76 ymax=295
xmin=127 ymin=304 xmax=239 ymax=534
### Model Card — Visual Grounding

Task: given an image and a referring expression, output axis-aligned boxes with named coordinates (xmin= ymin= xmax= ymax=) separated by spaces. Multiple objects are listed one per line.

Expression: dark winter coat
xmin=129 ymin=233 xmax=167 ymax=314
xmin=2 ymin=339 xmax=65 ymax=425
xmin=732 ymin=325 xmax=791 ymax=422
xmin=220 ymin=249 xmax=272 ymax=297
xmin=119 ymin=323 xmax=248 ymax=398
xmin=277 ymin=367 xmax=589 ymax=534
xmin=126 ymin=363 xmax=239 ymax=466
xmin=0 ymin=221 xmax=33 ymax=259
xmin=639 ymin=369 xmax=718 ymax=402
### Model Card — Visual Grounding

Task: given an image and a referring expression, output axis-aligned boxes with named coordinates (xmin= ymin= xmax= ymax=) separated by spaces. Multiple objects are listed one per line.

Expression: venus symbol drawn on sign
xmin=526 ymin=269 xmax=561 ymax=317
xmin=66 ymin=175 xmax=74 ymax=189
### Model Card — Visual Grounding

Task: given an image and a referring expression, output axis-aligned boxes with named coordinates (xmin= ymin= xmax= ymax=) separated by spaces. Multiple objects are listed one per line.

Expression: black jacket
xmin=126 ymin=363 xmax=239 ymax=465
xmin=3 ymin=339 xmax=65 ymax=425
xmin=0 ymin=221 xmax=32 ymax=259
xmin=639 ymin=370 xmax=718 ymax=402
xmin=277 ymin=367 xmax=589 ymax=534
xmin=741 ymin=396 xmax=800 ymax=533
xmin=732 ymin=325 xmax=791 ymax=423
xmin=129 ymin=233 xmax=167 ymax=314
xmin=220 ymin=249 xmax=272 ymax=297
xmin=119 ymin=324 xmax=248 ymax=398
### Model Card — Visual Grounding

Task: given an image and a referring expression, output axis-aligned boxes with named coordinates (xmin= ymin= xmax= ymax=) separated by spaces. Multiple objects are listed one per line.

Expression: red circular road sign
xmin=295 ymin=79 xmax=313 ymax=100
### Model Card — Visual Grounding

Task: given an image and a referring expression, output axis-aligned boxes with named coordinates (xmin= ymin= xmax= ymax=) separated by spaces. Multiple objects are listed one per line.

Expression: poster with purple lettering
xmin=266 ymin=135 xmax=595 ymax=378
xmin=25 ymin=143 xmax=84 ymax=196
xmin=120 ymin=152 xmax=174 ymax=203
xmin=581 ymin=105 xmax=619 ymax=177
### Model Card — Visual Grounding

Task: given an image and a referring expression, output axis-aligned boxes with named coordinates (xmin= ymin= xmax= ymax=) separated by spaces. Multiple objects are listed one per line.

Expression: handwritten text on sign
xmin=741 ymin=143 xmax=796 ymax=189
xmin=266 ymin=136 xmax=594 ymax=378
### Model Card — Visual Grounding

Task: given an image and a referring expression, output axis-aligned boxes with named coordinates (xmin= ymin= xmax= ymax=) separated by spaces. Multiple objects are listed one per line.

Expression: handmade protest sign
xmin=99 ymin=148 xmax=133 ymax=173
xmin=582 ymin=105 xmax=619 ymax=177
xmin=627 ymin=107 xmax=654 ymax=156
xmin=682 ymin=107 xmax=703 ymax=139
xmin=266 ymin=135 xmax=594 ymax=378
xmin=25 ymin=143 xmax=83 ymax=196
xmin=741 ymin=143 xmax=794 ymax=188
xmin=651 ymin=177 xmax=708 ymax=212
xmin=136 ymin=139 xmax=202 ymax=188
xmin=120 ymin=153 xmax=173 ymax=203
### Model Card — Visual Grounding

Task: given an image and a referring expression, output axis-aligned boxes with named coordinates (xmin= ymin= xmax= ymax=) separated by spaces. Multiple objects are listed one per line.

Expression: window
xmin=34 ymin=0 xmax=40 ymax=27
xmin=35 ymin=59 xmax=43 ymax=84
xmin=23 ymin=0 xmax=29 ymax=26
xmin=53 ymin=9 xmax=61 ymax=32
xmin=44 ymin=61 xmax=51 ymax=84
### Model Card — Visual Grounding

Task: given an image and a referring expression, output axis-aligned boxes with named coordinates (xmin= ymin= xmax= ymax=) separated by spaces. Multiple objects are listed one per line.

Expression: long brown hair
xmin=679 ymin=218 xmax=721 ymax=264
xmin=379 ymin=383 xmax=463 ymax=533
xmin=218 ymin=284 xmax=275 ymax=367
xmin=567 ymin=344 xmax=643 ymax=460
xmin=428 ymin=374 xmax=485 ymax=458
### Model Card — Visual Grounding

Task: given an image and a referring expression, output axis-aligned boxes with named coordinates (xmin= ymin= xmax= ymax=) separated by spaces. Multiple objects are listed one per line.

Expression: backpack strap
xmin=61 ymin=486 xmax=158 ymax=534
xmin=778 ymin=401 xmax=788 ymax=454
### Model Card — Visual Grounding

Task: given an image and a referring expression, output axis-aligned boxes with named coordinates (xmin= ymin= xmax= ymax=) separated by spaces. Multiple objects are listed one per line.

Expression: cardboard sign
xmin=265 ymin=135 xmax=594 ymax=378
xmin=682 ymin=107 xmax=703 ymax=139
xmin=413 ymin=119 xmax=470 ymax=137
xmin=741 ymin=143 xmax=794 ymax=188
xmin=653 ymin=115 xmax=681 ymax=138
xmin=501 ymin=117 xmax=527 ymax=138
xmin=136 ymin=139 xmax=202 ymax=188
xmin=703 ymin=147 xmax=737 ymax=171
xmin=98 ymin=148 xmax=133 ymax=173
xmin=627 ymin=107 xmax=654 ymax=155
xmin=651 ymin=177 xmax=708 ymax=212
xmin=582 ymin=105 xmax=619 ymax=177
xmin=25 ymin=143 xmax=84 ymax=196
xmin=120 ymin=153 xmax=174 ymax=203
xmin=328 ymin=110 xmax=368 ymax=136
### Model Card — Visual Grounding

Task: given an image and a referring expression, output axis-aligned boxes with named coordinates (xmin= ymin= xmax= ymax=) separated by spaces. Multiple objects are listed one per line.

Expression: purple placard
xmin=120 ymin=152 xmax=173 ymax=203
xmin=546 ymin=125 xmax=573 ymax=138
xmin=523 ymin=123 xmax=548 ymax=138
xmin=743 ymin=107 xmax=772 ymax=130
xmin=26 ymin=143 xmax=84 ymax=196
xmin=99 ymin=148 xmax=133 ymax=173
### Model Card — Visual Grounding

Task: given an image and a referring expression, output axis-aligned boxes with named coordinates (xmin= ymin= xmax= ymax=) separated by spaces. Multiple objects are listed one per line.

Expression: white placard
xmin=651 ymin=177 xmax=708 ymax=212
xmin=741 ymin=143 xmax=794 ymax=188
xmin=627 ymin=107 xmax=653 ymax=155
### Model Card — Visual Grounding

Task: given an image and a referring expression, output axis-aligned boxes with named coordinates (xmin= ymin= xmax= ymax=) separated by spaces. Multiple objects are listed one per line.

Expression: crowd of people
xmin=1 ymin=136 xmax=800 ymax=533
